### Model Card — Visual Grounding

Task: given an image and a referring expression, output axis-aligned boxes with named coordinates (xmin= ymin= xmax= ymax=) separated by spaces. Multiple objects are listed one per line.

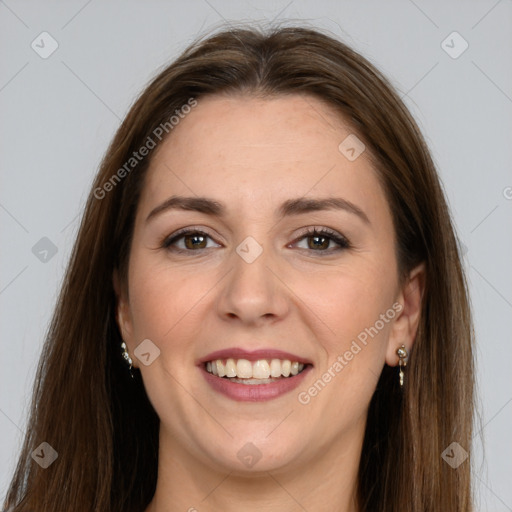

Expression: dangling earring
xmin=396 ymin=344 xmax=408 ymax=388
xmin=121 ymin=341 xmax=134 ymax=379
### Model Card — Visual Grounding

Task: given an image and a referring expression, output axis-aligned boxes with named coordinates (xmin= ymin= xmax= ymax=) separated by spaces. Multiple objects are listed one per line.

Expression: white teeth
xmin=252 ymin=360 xmax=270 ymax=379
xmin=216 ymin=360 xmax=226 ymax=377
xmin=236 ymin=359 xmax=253 ymax=378
xmin=205 ymin=358 xmax=306 ymax=379
xmin=270 ymin=359 xmax=282 ymax=378
xmin=225 ymin=358 xmax=237 ymax=377
xmin=228 ymin=377 xmax=277 ymax=385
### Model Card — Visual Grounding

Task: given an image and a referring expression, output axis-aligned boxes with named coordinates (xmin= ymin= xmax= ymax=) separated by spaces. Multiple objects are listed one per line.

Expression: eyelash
xmin=161 ymin=226 xmax=351 ymax=256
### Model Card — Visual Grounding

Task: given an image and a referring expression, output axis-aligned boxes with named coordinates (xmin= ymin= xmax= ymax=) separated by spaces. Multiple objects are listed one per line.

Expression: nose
xmin=216 ymin=240 xmax=290 ymax=327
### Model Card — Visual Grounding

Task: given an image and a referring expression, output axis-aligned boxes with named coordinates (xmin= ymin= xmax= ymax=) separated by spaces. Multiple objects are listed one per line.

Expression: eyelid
xmin=290 ymin=226 xmax=351 ymax=251
xmin=161 ymin=225 xmax=351 ymax=253
xmin=293 ymin=225 xmax=348 ymax=242
xmin=161 ymin=226 xmax=219 ymax=248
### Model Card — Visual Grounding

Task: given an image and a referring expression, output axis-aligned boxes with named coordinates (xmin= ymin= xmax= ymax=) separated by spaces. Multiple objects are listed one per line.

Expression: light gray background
xmin=1 ymin=0 xmax=511 ymax=509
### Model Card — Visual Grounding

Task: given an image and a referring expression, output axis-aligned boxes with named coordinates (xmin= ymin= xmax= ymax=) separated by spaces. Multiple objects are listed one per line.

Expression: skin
xmin=114 ymin=94 xmax=425 ymax=512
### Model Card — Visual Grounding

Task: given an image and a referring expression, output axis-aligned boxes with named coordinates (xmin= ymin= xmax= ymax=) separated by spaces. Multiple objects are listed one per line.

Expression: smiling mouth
xmin=205 ymin=358 xmax=308 ymax=384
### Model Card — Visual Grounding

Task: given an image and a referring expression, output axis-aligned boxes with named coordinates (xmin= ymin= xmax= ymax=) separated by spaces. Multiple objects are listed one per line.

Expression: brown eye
xmin=307 ymin=234 xmax=330 ymax=250
xmin=183 ymin=233 xmax=207 ymax=250
xmin=293 ymin=227 xmax=350 ymax=254
xmin=162 ymin=229 xmax=219 ymax=252
xmin=162 ymin=227 xmax=350 ymax=256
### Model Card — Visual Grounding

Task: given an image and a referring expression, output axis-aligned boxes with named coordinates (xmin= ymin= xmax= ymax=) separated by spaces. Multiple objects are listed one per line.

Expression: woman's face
xmin=116 ymin=93 xmax=423 ymax=474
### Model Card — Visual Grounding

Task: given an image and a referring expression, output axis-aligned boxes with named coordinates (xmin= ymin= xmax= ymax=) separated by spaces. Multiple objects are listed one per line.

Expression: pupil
xmin=310 ymin=235 xmax=328 ymax=250
xmin=185 ymin=234 xmax=206 ymax=250
xmin=183 ymin=234 xmax=330 ymax=251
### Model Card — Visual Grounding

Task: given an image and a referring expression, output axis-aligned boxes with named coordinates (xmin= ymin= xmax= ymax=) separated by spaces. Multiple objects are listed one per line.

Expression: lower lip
xmin=200 ymin=364 xmax=312 ymax=402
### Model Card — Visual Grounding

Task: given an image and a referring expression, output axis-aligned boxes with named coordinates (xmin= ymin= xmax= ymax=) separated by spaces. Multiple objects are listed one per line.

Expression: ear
xmin=385 ymin=262 xmax=426 ymax=366
xmin=113 ymin=269 xmax=138 ymax=368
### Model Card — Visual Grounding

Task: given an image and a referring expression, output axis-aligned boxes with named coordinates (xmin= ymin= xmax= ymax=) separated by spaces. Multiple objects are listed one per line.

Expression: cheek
xmin=310 ymin=262 xmax=396 ymax=341
xmin=298 ymin=275 xmax=397 ymax=428
xmin=125 ymin=257 xmax=212 ymax=418
xmin=302 ymin=257 xmax=398 ymax=403
xmin=128 ymin=268 xmax=204 ymax=343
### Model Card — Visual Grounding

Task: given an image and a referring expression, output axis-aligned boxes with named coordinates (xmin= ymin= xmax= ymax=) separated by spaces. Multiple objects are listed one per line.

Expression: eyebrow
xmin=145 ymin=195 xmax=370 ymax=224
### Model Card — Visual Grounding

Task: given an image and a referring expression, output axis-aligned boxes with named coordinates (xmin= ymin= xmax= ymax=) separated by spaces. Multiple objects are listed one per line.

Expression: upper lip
xmin=198 ymin=348 xmax=313 ymax=365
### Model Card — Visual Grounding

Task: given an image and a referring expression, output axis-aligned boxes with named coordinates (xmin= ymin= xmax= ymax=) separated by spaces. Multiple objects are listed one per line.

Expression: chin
xmin=197 ymin=429 xmax=306 ymax=474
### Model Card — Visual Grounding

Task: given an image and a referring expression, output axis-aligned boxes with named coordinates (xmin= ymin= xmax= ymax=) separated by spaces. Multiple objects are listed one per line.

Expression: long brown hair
xmin=3 ymin=23 xmax=475 ymax=511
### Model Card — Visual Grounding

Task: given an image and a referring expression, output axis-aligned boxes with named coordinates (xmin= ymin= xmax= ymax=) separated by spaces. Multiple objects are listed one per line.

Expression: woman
xmin=3 ymin=24 xmax=475 ymax=512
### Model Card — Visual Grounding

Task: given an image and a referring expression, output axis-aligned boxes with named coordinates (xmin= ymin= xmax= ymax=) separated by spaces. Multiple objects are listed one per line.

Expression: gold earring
xmin=396 ymin=344 xmax=408 ymax=388
xmin=121 ymin=341 xmax=134 ymax=379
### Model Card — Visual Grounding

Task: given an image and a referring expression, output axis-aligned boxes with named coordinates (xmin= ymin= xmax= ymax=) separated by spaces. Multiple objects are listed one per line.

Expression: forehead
xmin=139 ymin=93 xmax=387 ymax=220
